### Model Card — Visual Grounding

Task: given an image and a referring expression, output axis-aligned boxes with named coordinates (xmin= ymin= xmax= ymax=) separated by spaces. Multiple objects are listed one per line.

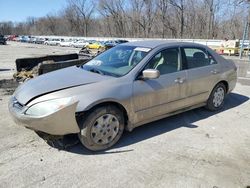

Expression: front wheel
xmin=78 ymin=105 xmax=124 ymax=151
xmin=206 ymin=83 xmax=226 ymax=111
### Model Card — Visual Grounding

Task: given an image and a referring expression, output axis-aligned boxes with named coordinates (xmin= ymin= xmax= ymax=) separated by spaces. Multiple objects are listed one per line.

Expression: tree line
xmin=0 ymin=0 xmax=248 ymax=39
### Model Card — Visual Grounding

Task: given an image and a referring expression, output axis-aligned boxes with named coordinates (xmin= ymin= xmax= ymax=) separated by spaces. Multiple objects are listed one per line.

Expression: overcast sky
xmin=0 ymin=0 xmax=67 ymax=22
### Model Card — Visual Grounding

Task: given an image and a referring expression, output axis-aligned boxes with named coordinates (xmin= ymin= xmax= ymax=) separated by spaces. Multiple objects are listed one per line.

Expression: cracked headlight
xmin=25 ymin=97 xmax=72 ymax=116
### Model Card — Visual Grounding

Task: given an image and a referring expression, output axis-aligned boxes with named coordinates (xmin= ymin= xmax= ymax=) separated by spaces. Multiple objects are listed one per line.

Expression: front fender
xmin=83 ymin=98 xmax=127 ymax=111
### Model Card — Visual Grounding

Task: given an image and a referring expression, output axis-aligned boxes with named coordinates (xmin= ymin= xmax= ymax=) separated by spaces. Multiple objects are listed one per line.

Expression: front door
xmin=132 ymin=47 xmax=187 ymax=125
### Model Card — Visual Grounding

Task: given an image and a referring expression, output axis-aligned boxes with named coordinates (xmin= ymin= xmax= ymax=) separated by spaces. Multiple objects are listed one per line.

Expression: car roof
xmin=121 ymin=40 xmax=207 ymax=49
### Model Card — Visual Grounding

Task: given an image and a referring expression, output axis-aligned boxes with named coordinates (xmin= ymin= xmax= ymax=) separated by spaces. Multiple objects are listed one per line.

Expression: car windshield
xmin=81 ymin=45 xmax=151 ymax=77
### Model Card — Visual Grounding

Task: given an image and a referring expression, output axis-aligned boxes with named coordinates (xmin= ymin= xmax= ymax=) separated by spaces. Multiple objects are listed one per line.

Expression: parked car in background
xmin=105 ymin=40 xmax=128 ymax=46
xmin=35 ymin=38 xmax=46 ymax=44
xmin=29 ymin=37 xmax=37 ymax=43
xmin=44 ymin=38 xmax=61 ymax=46
xmin=12 ymin=36 xmax=20 ymax=42
xmin=20 ymin=36 xmax=30 ymax=43
xmin=72 ymin=40 xmax=89 ymax=48
xmin=6 ymin=35 xmax=17 ymax=41
xmin=104 ymin=40 xmax=117 ymax=49
xmin=9 ymin=40 xmax=237 ymax=151
xmin=86 ymin=41 xmax=104 ymax=50
xmin=116 ymin=39 xmax=129 ymax=44
xmin=104 ymin=40 xmax=129 ymax=49
xmin=0 ymin=35 xmax=7 ymax=45
xmin=59 ymin=39 xmax=74 ymax=47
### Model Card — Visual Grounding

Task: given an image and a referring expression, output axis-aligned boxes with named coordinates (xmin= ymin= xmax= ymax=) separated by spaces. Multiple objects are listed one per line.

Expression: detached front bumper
xmin=8 ymin=96 xmax=80 ymax=135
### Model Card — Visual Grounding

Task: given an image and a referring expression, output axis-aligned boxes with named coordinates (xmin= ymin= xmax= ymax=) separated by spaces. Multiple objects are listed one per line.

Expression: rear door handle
xmin=175 ymin=78 xmax=185 ymax=84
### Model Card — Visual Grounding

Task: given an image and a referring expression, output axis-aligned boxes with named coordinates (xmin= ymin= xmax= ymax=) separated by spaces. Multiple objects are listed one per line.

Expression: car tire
xmin=78 ymin=105 xmax=124 ymax=151
xmin=206 ymin=83 xmax=226 ymax=111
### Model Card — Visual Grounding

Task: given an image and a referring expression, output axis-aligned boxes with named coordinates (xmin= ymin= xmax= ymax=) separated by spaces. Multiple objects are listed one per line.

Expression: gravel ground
xmin=0 ymin=42 xmax=250 ymax=188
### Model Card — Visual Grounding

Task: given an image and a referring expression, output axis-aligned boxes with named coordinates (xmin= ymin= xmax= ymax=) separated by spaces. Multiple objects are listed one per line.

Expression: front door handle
xmin=211 ymin=69 xmax=219 ymax=74
xmin=175 ymin=78 xmax=185 ymax=84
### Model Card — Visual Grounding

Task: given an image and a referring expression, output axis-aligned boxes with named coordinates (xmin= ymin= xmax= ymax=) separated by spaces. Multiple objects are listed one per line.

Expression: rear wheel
xmin=206 ymin=83 xmax=226 ymax=111
xmin=78 ymin=105 xmax=124 ymax=151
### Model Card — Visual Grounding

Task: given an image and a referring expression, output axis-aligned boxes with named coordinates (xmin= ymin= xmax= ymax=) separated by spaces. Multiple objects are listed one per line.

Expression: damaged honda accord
xmin=9 ymin=40 xmax=237 ymax=151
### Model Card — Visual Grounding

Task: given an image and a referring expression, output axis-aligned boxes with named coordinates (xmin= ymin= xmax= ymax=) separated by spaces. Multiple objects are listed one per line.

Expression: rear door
xmin=132 ymin=47 xmax=188 ymax=124
xmin=181 ymin=47 xmax=221 ymax=106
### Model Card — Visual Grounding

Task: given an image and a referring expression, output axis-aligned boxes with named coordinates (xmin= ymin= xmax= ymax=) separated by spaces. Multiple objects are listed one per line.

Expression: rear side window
xmin=183 ymin=48 xmax=214 ymax=69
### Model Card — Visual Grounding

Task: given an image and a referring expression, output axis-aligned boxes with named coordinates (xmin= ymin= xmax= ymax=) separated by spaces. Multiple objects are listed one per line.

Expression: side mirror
xmin=142 ymin=69 xmax=160 ymax=79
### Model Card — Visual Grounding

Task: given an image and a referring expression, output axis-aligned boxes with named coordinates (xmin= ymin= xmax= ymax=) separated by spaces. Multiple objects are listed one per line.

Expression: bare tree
xmin=156 ymin=0 xmax=169 ymax=38
xmin=98 ymin=0 xmax=127 ymax=37
xmin=67 ymin=0 xmax=95 ymax=36
xmin=0 ymin=22 xmax=14 ymax=35
xmin=1 ymin=0 xmax=247 ymax=40
xmin=169 ymin=0 xmax=185 ymax=38
xmin=142 ymin=0 xmax=157 ymax=37
xmin=127 ymin=0 xmax=144 ymax=37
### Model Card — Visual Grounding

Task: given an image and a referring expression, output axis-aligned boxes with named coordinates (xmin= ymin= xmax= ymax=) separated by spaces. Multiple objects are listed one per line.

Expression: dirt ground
xmin=0 ymin=42 xmax=250 ymax=188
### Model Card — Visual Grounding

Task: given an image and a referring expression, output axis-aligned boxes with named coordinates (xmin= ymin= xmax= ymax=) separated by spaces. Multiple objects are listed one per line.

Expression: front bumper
xmin=8 ymin=96 xmax=80 ymax=135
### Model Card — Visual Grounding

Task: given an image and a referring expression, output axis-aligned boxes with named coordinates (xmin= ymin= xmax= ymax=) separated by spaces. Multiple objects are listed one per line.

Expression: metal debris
xmin=36 ymin=132 xmax=79 ymax=150
xmin=79 ymin=47 xmax=96 ymax=59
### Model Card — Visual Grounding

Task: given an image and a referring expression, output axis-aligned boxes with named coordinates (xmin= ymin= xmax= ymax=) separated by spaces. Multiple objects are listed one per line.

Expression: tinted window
xmin=183 ymin=48 xmax=211 ymax=69
xmin=146 ymin=48 xmax=180 ymax=75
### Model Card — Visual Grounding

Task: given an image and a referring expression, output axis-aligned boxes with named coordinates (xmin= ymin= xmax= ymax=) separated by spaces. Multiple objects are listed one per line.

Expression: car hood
xmin=14 ymin=66 xmax=112 ymax=105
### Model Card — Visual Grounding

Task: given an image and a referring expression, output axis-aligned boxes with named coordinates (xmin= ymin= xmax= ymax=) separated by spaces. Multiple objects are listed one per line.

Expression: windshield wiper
xmin=89 ymin=68 xmax=105 ymax=75
xmin=80 ymin=65 xmax=119 ymax=77
xmin=80 ymin=65 xmax=104 ymax=75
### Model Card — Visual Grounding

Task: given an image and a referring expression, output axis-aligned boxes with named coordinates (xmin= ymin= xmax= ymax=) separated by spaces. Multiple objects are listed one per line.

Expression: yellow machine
xmin=211 ymin=40 xmax=240 ymax=56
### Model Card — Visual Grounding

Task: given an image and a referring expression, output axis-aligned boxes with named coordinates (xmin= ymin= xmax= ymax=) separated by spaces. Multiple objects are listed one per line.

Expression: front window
xmin=81 ymin=45 xmax=150 ymax=77
xmin=145 ymin=48 xmax=180 ymax=75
